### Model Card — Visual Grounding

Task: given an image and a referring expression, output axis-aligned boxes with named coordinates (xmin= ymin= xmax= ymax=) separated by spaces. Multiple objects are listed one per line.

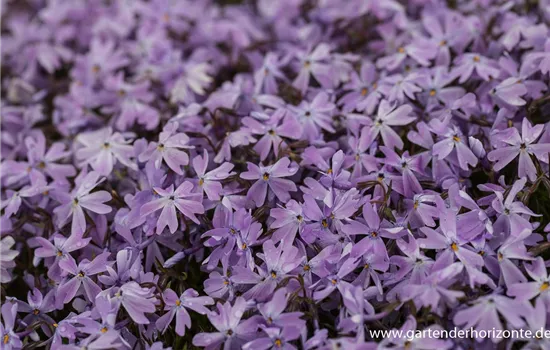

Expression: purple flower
xmin=243 ymin=326 xmax=301 ymax=350
xmin=289 ymin=92 xmax=336 ymax=142
xmin=139 ymin=122 xmax=193 ymax=175
xmin=491 ymin=177 xmax=539 ymax=237
xmin=453 ymin=294 xmax=529 ymax=343
xmin=140 ymin=181 xmax=204 ymax=234
xmin=452 ymin=53 xmax=500 ymax=83
xmin=418 ymin=208 xmax=484 ymax=270
xmin=488 ymin=118 xmax=550 ymax=181
xmin=241 ymin=157 xmax=298 ymax=207
xmin=254 ymin=52 xmax=286 ymax=94
xmin=25 ymin=131 xmax=76 ymax=182
xmin=366 ymin=100 xmax=415 ymax=150
xmin=293 ymin=44 xmax=333 ymax=93
xmin=430 ymin=120 xmax=478 ymax=171
xmin=257 ymin=289 xmax=304 ymax=330
xmin=193 ymin=297 xmax=259 ymax=349
xmin=339 ymin=61 xmax=382 ymax=114
xmin=402 ymin=262 xmax=465 ymax=312
xmin=75 ymin=296 xmax=126 ymax=348
xmin=112 ymin=282 xmax=157 ymax=325
xmin=243 ymin=109 xmax=302 ymax=161
xmin=58 ymin=252 xmax=111 ymax=303
xmin=156 ymin=288 xmax=214 ymax=336
xmin=508 ymin=257 xmax=550 ymax=302
xmin=193 ymin=150 xmax=235 ymax=200
xmin=1 ymin=302 xmax=22 ymax=350
xmin=75 ymin=127 xmax=136 ymax=176
xmin=269 ymin=200 xmax=305 ymax=243
xmin=53 ymin=171 xmax=112 ymax=236
xmin=34 ymin=231 xmax=91 ymax=279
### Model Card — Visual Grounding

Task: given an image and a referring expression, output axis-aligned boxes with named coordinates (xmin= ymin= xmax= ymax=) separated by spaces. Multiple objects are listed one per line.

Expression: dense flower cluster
xmin=2 ymin=0 xmax=550 ymax=349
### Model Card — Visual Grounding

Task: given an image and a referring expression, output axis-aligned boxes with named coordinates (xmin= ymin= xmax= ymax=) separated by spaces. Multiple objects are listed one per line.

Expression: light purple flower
xmin=53 ymin=171 xmax=112 ymax=236
xmin=58 ymin=252 xmax=111 ymax=303
xmin=75 ymin=127 xmax=136 ymax=176
xmin=366 ymin=100 xmax=415 ymax=150
xmin=453 ymin=294 xmax=529 ymax=343
xmin=241 ymin=157 xmax=298 ymax=207
xmin=488 ymin=118 xmax=550 ymax=181
xmin=156 ymin=288 xmax=214 ymax=336
xmin=139 ymin=122 xmax=193 ymax=175
xmin=140 ymin=181 xmax=204 ymax=234
xmin=193 ymin=149 xmax=235 ymax=200
xmin=193 ymin=297 xmax=259 ymax=349
xmin=0 ymin=237 xmax=18 ymax=283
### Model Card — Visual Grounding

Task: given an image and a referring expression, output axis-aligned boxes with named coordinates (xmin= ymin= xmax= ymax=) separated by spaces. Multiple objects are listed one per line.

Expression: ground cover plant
xmin=2 ymin=0 xmax=550 ymax=349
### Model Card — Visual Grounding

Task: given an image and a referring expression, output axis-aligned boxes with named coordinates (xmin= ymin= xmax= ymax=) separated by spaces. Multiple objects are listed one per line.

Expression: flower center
xmin=520 ymin=143 xmax=526 ymax=150
xmin=331 ymin=278 xmax=338 ymax=285
xmin=57 ymin=250 xmax=63 ymax=257
xmin=226 ymin=329 xmax=233 ymax=336
xmin=33 ymin=309 xmax=40 ymax=315
xmin=398 ymin=47 xmax=405 ymax=53
xmin=303 ymin=264 xmax=311 ymax=271
xmin=78 ymin=271 xmax=85 ymax=278
xmin=263 ymin=172 xmax=270 ymax=181
xmin=101 ymin=326 xmax=108 ymax=333
xmin=439 ymin=40 xmax=447 ymax=47
xmin=268 ymin=129 xmax=275 ymax=135
xmin=361 ymin=87 xmax=368 ymax=96
xmin=175 ymin=300 xmax=181 ymax=306
xmin=37 ymin=161 xmax=46 ymax=169
xmin=242 ymin=243 xmax=247 ymax=250
xmin=274 ymin=339 xmax=283 ymax=347
xmin=452 ymin=135 xmax=461 ymax=142
xmin=429 ymin=89 xmax=436 ymax=96
xmin=451 ymin=243 xmax=459 ymax=252
xmin=473 ymin=55 xmax=480 ymax=62
xmin=199 ymin=178 xmax=204 ymax=186
xmin=321 ymin=219 xmax=329 ymax=228
xmin=413 ymin=200 xmax=419 ymax=209
xmin=102 ymin=142 xmax=111 ymax=149
xmin=327 ymin=168 xmax=333 ymax=174
xmin=3 ymin=335 xmax=9 ymax=344
xmin=364 ymin=263 xmax=370 ymax=270
xmin=540 ymin=282 xmax=549 ymax=292
xmin=157 ymin=143 xmax=165 ymax=151
xmin=271 ymin=271 xmax=277 ymax=279
xmin=296 ymin=215 xmax=303 ymax=222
